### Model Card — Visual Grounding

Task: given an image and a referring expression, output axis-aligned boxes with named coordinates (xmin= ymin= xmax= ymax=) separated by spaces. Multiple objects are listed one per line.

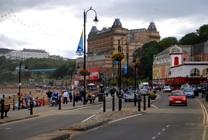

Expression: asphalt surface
xmin=0 ymin=113 xmax=89 ymax=140
xmin=0 ymin=102 xmax=106 ymax=140
xmin=73 ymin=94 xmax=205 ymax=140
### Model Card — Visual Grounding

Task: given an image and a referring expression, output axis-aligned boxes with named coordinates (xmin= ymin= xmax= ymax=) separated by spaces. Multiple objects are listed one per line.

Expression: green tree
xmin=52 ymin=60 xmax=76 ymax=79
xmin=134 ymin=41 xmax=160 ymax=80
xmin=158 ymin=37 xmax=178 ymax=50
xmin=179 ymin=32 xmax=200 ymax=45
xmin=197 ymin=24 xmax=208 ymax=42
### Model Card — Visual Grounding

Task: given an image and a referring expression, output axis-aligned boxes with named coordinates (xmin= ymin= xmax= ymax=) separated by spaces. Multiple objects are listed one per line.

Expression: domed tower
xmin=89 ymin=26 xmax=98 ymax=35
xmin=148 ymin=22 xmax=157 ymax=32
xmin=112 ymin=18 xmax=122 ymax=28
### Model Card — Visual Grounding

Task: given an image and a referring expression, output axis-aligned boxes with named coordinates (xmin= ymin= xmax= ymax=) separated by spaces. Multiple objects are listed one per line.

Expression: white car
xmin=163 ymin=86 xmax=172 ymax=92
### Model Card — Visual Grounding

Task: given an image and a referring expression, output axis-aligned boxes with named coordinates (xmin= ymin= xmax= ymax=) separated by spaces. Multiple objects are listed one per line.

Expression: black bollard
xmin=1 ymin=98 xmax=4 ymax=119
xmin=112 ymin=94 xmax=115 ymax=111
xmin=134 ymin=92 xmax=137 ymax=106
xmin=18 ymin=93 xmax=21 ymax=110
xmin=118 ymin=97 xmax=122 ymax=111
xmin=73 ymin=93 xmax=75 ymax=107
xmin=13 ymin=95 xmax=15 ymax=110
xmin=206 ymin=92 xmax=208 ymax=102
xmin=148 ymin=95 xmax=151 ymax=108
xmin=30 ymin=101 xmax=33 ymax=115
xmin=103 ymin=94 xmax=106 ymax=112
xmin=58 ymin=97 xmax=61 ymax=110
xmin=143 ymin=95 xmax=146 ymax=111
xmin=138 ymin=95 xmax=141 ymax=112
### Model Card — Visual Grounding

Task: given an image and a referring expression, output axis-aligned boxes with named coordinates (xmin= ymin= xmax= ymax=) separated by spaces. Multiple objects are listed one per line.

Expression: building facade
xmin=3 ymin=49 xmax=49 ymax=60
xmin=77 ymin=18 xmax=160 ymax=81
xmin=153 ymin=43 xmax=208 ymax=86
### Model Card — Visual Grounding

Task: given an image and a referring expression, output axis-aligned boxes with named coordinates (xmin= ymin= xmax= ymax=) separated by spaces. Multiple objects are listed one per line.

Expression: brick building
xmin=77 ymin=18 xmax=160 ymax=82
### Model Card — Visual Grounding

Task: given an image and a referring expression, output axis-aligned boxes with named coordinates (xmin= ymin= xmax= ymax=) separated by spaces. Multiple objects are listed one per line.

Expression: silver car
xmin=183 ymin=88 xmax=194 ymax=98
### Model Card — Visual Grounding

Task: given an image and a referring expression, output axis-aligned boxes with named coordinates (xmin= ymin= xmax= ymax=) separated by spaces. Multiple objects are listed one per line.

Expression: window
xmin=202 ymin=68 xmax=208 ymax=77
xmin=190 ymin=68 xmax=200 ymax=77
xmin=174 ymin=57 xmax=179 ymax=65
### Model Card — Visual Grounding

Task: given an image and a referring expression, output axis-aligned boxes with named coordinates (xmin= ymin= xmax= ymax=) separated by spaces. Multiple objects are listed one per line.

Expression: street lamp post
xmin=18 ymin=62 xmax=22 ymax=110
xmin=83 ymin=7 xmax=98 ymax=104
xmin=118 ymin=40 xmax=123 ymax=111
xmin=134 ymin=64 xmax=137 ymax=106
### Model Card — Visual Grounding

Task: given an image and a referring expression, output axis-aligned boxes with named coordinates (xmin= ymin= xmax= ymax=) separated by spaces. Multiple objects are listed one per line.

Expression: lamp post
xmin=134 ymin=63 xmax=137 ymax=106
xmin=83 ymin=7 xmax=98 ymax=104
xmin=117 ymin=40 xmax=123 ymax=111
xmin=18 ymin=62 xmax=22 ymax=110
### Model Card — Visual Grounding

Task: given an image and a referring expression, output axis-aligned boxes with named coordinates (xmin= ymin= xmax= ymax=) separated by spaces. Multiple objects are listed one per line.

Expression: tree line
xmin=0 ymin=57 xmax=76 ymax=85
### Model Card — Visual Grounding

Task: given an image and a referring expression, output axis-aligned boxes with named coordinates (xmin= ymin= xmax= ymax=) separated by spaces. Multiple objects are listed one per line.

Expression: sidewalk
xmin=0 ymin=101 xmax=102 ymax=124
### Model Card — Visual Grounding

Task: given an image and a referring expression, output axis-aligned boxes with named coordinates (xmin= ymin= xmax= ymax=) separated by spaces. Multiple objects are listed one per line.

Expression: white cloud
xmin=0 ymin=0 xmax=207 ymax=58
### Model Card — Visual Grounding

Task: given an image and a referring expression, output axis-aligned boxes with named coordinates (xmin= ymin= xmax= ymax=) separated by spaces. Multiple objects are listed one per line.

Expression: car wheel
xmin=169 ymin=103 xmax=172 ymax=106
xmin=125 ymin=99 xmax=127 ymax=102
xmin=184 ymin=103 xmax=187 ymax=106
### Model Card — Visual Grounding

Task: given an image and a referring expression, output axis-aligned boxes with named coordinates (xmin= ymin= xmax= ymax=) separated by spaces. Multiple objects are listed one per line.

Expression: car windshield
xmin=184 ymin=88 xmax=192 ymax=92
xmin=171 ymin=91 xmax=184 ymax=96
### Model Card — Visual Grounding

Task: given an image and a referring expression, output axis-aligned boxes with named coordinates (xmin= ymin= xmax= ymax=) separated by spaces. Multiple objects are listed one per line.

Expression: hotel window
xmin=202 ymin=68 xmax=208 ymax=77
xmin=190 ymin=68 xmax=200 ymax=77
xmin=174 ymin=57 xmax=179 ymax=66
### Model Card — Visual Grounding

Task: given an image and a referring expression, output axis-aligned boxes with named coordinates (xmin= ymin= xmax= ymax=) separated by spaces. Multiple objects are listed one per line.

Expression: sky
xmin=0 ymin=0 xmax=208 ymax=59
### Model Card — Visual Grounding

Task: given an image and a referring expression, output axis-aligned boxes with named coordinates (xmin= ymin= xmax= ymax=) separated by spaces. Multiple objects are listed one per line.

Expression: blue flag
xmin=76 ymin=31 xmax=84 ymax=56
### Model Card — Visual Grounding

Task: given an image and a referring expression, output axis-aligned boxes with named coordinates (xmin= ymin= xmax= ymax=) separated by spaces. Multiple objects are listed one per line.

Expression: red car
xmin=169 ymin=90 xmax=187 ymax=106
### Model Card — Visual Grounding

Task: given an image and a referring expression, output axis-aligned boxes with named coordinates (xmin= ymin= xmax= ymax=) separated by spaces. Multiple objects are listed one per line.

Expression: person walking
xmin=46 ymin=90 xmax=52 ymax=105
xmin=63 ymin=90 xmax=69 ymax=104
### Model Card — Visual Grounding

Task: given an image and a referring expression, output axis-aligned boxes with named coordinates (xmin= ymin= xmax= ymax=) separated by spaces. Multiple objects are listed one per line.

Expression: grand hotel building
xmin=76 ymin=18 xmax=160 ymax=81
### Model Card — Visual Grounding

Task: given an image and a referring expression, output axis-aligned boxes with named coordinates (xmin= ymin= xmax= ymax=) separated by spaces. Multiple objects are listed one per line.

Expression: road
xmin=73 ymin=94 xmax=207 ymax=140
xmin=0 ymin=103 xmax=104 ymax=140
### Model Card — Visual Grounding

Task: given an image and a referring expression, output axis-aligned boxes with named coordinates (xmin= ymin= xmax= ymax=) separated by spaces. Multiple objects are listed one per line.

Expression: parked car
xmin=169 ymin=90 xmax=187 ymax=106
xmin=123 ymin=90 xmax=138 ymax=102
xmin=183 ymin=88 xmax=194 ymax=98
xmin=163 ymin=85 xmax=172 ymax=92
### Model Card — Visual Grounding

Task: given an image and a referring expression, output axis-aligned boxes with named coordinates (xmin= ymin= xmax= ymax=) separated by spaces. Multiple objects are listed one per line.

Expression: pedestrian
xmin=46 ymin=90 xmax=52 ymax=105
xmin=63 ymin=90 xmax=69 ymax=104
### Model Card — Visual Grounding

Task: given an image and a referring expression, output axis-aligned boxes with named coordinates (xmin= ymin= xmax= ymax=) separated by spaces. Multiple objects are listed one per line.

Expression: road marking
xmin=109 ymin=114 xmax=142 ymax=124
xmin=196 ymin=99 xmax=208 ymax=140
xmin=157 ymin=132 xmax=161 ymax=135
xmin=5 ymin=127 xmax=11 ymax=130
xmin=197 ymin=99 xmax=208 ymax=125
xmin=151 ymin=104 xmax=159 ymax=109
xmin=82 ymin=114 xmax=95 ymax=122
xmin=162 ymin=128 xmax=166 ymax=131
xmin=152 ymin=136 xmax=156 ymax=140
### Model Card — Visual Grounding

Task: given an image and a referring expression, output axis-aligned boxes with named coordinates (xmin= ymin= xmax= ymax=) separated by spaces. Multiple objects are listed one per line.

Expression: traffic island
xmin=63 ymin=109 xmax=139 ymax=131
xmin=27 ymin=109 xmax=141 ymax=140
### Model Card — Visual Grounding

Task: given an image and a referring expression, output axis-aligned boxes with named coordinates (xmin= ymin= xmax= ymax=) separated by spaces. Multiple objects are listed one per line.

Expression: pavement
xmin=2 ymin=93 xmax=208 ymax=140
xmin=0 ymin=101 xmax=102 ymax=124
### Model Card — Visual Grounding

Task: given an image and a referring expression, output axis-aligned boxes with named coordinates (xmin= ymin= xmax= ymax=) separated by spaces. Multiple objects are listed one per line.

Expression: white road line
xmin=5 ymin=127 xmax=11 ymax=130
xmin=197 ymin=99 xmax=207 ymax=125
xmin=152 ymin=136 xmax=156 ymax=140
xmin=109 ymin=114 xmax=142 ymax=124
xmin=157 ymin=132 xmax=161 ymax=136
xmin=151 ymin=104 xmax=159 ymax=109
xmin=166 ymin=125 xmax=170 ymax=128
xmin=82 ymin=114 xmax=96 ymax=122
xmin=196 ymin=99 xmax=208 ymax=140
xmin=162 ymin=128 xmax=166 ymax=131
